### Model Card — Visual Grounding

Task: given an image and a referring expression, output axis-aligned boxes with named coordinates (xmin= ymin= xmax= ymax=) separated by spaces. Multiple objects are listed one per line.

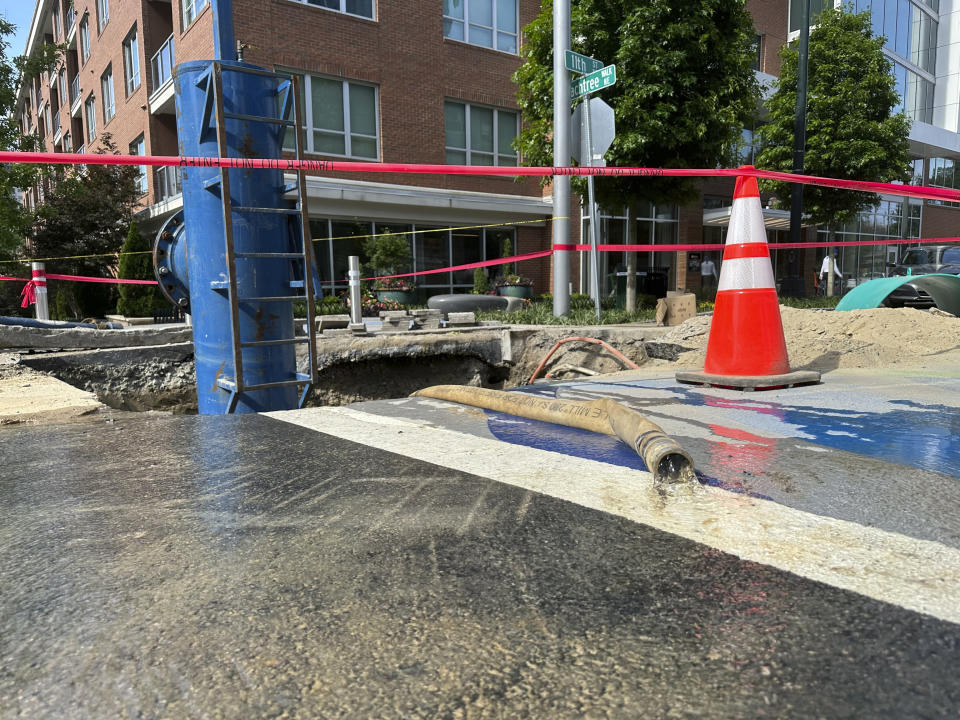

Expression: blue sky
xmin=1 ymin=2 xmax=39 ymax=58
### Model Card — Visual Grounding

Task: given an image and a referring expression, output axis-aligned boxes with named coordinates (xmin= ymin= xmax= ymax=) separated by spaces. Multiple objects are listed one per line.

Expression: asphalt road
xmin=2 ymin=399 xmax=959 ymax=718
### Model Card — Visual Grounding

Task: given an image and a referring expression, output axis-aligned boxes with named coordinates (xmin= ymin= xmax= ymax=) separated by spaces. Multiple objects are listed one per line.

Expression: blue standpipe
xmin=173 ymin=60 xmax=299 ymax=414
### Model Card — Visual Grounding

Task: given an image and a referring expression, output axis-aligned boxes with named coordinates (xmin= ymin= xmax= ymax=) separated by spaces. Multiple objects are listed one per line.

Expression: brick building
xmin=14 ymin=0 xmax=960 ymax=299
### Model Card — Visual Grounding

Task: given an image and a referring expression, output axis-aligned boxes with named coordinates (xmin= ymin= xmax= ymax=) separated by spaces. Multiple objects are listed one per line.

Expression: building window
xmin=52 ymin=3 xmax=62 ymax=38
xmin=129 ymin=135 xmax=147 ymax=194
xmin=289 ymin=0 xmax=374 ymax=19
xmin=310 ymin=219 xmax=515 ymax=295
xmin=752 ymin=34 xmax=762 ymax=72
xmin=583 ymin=204 xmax=679 ymax=295
xmin=101 ymin=66 xmax=115 ymax=123
xmin=79 ymin=17 xmax=91 ymax=63
xmin=57 ymin=68 xmax=67 ymax=106
xmin=444 ymin=101 xmax=518 ymax=166
xmin=817 ymin=197 xmax=921 ymax=288
xmin=182 ymin=0 xmax=210 ymax=27
xmin=789 ymin=0 xmax=830 ymax=34
xmin=280 ymin=70 xmax=379 ymax=159
xmin=123 ymin=28 xmax=140 ymax=95
xmin=443 ymin=0 xmax=518 ymax=53
xmin=929 ymin=157 xmax=960 ymax=207
xmin=63 ymin=132 xmax=72 ymax=152
xmin=84 ymin=96 xmax=96 ymax=143
xmin=96 ymin=0 xmax=109 ymax=32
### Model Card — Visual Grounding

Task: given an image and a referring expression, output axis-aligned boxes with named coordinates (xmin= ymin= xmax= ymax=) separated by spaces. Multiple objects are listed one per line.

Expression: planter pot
xmin=496 ymin=285 xmax=533 ymax=299
xmin=376 ymin=289 xmax=417 ymax=305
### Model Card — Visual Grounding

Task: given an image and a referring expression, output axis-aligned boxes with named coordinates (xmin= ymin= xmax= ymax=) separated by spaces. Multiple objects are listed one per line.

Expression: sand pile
xmin=659 ymin=306 xmax=960 ymax=372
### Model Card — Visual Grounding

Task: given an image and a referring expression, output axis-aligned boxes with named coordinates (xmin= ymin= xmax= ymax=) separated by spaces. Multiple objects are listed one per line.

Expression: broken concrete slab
xmin=317 ymin=314 xmax=350 ymax=332
xmin=447 ymin=312 xmax=476 ymax=327
xmin=0 ymin=323 xmax=192 ymax=351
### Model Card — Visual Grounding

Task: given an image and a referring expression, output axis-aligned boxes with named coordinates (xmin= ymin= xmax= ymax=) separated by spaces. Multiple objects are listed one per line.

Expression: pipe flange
xmin=153 ymin=211 xmax=190 ymax=312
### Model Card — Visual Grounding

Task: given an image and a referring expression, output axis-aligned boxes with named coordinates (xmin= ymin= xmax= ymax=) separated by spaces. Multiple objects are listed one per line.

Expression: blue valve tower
xmin=153 ymin=0 xmax=318 ymax=414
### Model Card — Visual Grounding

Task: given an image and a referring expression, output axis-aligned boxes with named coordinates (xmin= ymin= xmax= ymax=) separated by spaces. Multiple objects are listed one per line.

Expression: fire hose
xmin=412 ymin=385 xmax=696 ymax=484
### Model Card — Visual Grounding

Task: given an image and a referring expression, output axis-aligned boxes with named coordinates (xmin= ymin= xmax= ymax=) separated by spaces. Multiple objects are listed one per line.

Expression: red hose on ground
xmin=528 ymin=337 xmax=640 ymax=385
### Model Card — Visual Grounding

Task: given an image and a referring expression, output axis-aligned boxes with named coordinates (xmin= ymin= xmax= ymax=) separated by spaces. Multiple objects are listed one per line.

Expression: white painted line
xmin=267 ymin=406 xmax=960 ymax=625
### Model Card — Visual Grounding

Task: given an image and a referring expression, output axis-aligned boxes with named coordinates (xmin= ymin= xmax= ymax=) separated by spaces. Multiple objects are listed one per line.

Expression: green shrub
xmin=472 ymin=268 xmax=490 ymax=294
xmin=116 ymin=222 xmax=165 ymax=317
xmin=52 ymin=287 xmax=72 ymax=321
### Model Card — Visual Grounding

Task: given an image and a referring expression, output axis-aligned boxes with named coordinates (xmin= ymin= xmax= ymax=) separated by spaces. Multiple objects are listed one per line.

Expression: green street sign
xmin=570 ymin=64 xmax=616 ymax=99
xmin=564 ymin=50 xmax=603 ymax=75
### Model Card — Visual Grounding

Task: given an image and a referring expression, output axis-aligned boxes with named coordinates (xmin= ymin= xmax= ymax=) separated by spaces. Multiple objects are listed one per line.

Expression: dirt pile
xmin=658 ymin=306 xmax=960 ymax=372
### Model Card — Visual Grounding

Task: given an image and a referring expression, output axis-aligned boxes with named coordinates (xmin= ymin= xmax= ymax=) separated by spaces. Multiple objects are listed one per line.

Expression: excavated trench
xmin=14 ymin=326 xmax=686 ymax=414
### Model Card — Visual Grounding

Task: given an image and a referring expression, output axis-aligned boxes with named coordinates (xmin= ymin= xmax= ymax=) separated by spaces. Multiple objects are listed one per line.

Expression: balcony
xmin=70 ymin=75 xmax=82 ymax=117
xmin=155 ymin=165 xmax=182 ymax=202
xmin=149 ymin=34 xmax=175 ymax=115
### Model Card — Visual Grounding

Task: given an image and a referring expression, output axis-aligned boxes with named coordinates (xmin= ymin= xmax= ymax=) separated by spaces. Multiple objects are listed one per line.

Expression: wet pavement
xmin=1 ymin=369 xmax=960 ymax=718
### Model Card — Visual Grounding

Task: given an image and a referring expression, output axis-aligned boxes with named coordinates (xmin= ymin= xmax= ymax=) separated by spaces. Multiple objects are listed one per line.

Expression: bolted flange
xmin=153 ymin=210 xmax=190 ymax=313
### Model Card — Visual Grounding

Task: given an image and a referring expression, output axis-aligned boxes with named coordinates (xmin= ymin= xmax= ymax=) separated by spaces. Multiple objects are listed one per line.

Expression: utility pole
xmin=552 ymin=0 xmax=571 ymax=317
xmin=791 ymin=0 xmax=811 ymax=285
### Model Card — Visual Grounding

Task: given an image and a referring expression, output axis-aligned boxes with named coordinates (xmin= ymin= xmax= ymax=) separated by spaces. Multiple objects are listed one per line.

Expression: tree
xmin=116 ymin=221 xmax=164 ymax=317
xmin=514 ymin=0 xmax=760 ymax=209
xmin=29 ymin=135 xmax=142 ymax=318
xmin=0 ymin=19 xmax=54 ymax=313
xmin=756 ymin=8 xmax=910 ymax=269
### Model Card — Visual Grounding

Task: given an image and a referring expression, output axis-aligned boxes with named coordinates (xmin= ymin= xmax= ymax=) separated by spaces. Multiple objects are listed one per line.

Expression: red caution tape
xmin=363 ymin=250 xmax=553 ymax=281
xmin=0 ymin=273 xmax=158 ymax=285
xmin=20 ymin=280 xmax=36 ymax=308
xmin=1 ymin=151 xmax=958 ymax=204
xmin=556 ymin=236 xmax=960 ymax=253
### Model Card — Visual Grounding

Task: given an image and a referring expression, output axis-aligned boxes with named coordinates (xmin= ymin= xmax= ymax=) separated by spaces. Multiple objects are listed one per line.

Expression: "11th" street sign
xmin=570 ymin=64 xmax=617 ymax=100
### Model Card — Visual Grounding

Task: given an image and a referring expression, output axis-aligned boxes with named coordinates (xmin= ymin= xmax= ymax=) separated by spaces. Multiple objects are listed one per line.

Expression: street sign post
xmin=564 ymin=50 xmax=603 ymax=75
xmin=567 ymin=55 xmax=618 ymax=320
xmin=570 ymin=65 xmax=616 ymax=100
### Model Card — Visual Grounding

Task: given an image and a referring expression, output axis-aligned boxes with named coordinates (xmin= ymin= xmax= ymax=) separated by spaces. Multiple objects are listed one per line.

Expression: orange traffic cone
xmin=677 ymin=167 xmax=820 ymax=390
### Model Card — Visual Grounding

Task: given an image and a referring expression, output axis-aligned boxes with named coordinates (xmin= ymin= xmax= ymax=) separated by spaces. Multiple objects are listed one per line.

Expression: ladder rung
xmin=233 ymin=207 xmax=302 ymax=215
xmin=217 ymin=374 xmax=311 ymax=394
xmin=203 ymin=176 xmax=222 ymax=191
xmin=242 ymin=378 xmax=311 ymax=392
xmin=236 ymin=295 xmax=308 ymax=302
xmin=210 ymin=280 xmax=230 ymax=290
xmin=234 ymin=252 xmax=304 ymax=259
xmin=240 ymin=338 xmax=308 ymax=348
xmin=290 ymin=280 xmax=305 ymax=288
xmin=223 ymin=111 xmax=295 ymax=126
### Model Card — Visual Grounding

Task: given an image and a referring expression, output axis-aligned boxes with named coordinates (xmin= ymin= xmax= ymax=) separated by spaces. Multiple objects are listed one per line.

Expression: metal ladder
xmin=200 ymin=62 xmax=319 ymax=413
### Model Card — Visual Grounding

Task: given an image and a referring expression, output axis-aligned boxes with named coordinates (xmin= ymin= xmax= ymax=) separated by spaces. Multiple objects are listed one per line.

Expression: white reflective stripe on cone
xmin=717 ymin=256 xmax=776 ymax=292
xmin=727 ymin=196 xmax=767 ymax=245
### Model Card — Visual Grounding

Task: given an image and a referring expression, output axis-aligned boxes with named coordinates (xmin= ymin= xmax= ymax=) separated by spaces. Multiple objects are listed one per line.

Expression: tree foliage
xmin=116 ymin=221 xmax=164 ymax=317
xmin=513 ymin=0 xmax=760 ymax=208
xmin=30 ymin=136 xmax=142 ymax=317
xmin=755 ymin=8 xmax=911 ymax=228
xmin=0 ymin=19 xmax=48 ymax=259
xmin=0 ymin=20 xmax=67 ymax=314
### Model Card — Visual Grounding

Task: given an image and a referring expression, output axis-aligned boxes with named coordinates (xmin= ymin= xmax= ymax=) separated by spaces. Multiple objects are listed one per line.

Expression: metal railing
xmin=150 ymin=34 xmax=174 ymax=96
xmin=70 ymin=75 xmax=80 ymax=105
xmin=155 ymin=165 xmax=182 ymax=201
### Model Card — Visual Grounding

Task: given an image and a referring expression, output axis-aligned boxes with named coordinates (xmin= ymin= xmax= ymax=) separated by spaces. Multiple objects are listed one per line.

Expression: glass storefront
xmin=309 ymin=218 xmax=517 ymax=296
xmin=580 ymin=203 xmax=679 ymax=298
xmin=815 ymin=196 xmax=921 ymax=292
